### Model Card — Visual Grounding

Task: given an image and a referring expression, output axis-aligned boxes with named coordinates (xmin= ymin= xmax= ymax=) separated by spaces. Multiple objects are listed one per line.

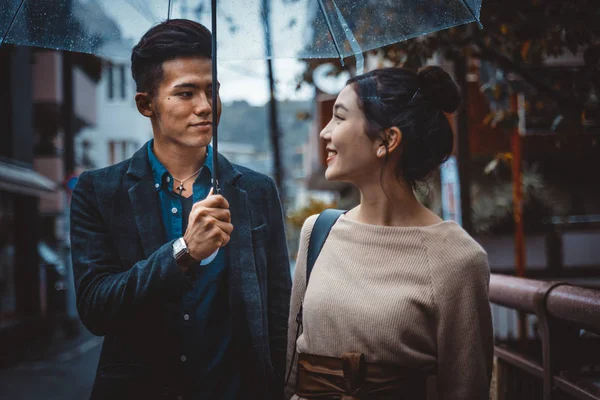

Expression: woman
xmin=285 ymin=66 xmax=493 ymax=400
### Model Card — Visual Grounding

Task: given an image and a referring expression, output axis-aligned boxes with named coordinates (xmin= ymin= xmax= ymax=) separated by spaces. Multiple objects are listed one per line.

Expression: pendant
xmin=176 ymin=183 xmax=185 ymax=195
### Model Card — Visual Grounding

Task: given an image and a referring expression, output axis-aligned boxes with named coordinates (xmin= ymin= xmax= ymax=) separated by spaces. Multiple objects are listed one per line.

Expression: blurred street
xmin=0 ymin=329 xmax=101 ymax=400
xmin=1 ymin=0 xmax=599 ymax=399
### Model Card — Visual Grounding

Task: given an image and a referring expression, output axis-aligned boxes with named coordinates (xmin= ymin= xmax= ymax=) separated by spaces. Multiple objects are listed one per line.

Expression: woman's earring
xmin=377 ymin=147 xmax=385 ymax=157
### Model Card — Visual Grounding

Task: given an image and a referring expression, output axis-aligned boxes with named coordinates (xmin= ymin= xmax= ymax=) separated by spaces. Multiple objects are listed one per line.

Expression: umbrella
xmin=0 ymin=0 xmax=482 ymax=191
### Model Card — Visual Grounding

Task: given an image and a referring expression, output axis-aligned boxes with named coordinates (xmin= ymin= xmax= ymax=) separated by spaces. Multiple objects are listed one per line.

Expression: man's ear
xmin=135 ymin=92 xmax=153 ymax=118
xmin=384 ymin=126 xmax=402 ymax=154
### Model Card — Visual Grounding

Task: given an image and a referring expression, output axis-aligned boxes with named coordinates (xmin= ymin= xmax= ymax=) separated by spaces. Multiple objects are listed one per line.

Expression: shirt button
xmin=171 ymin=207 xmax=178 ymax=214
xmin=180 ymin=355 xmax=187 ymax=362
xmin=154 ymin=183 xmax=159 ymax=189
xmin=166 ymin=176 xmax=171 ymax=182
xmin=183 ymin=314 xmax=190 ymax=321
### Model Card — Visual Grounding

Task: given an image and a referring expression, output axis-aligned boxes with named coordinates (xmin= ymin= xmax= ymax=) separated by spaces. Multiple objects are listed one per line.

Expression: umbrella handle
xmin=213 ymin=178 xmax=221 ymax=195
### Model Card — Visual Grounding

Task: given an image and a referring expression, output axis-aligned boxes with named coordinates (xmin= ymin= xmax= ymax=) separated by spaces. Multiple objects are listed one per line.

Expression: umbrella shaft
xmin=211 ymin=0 xmax=220 ymax=194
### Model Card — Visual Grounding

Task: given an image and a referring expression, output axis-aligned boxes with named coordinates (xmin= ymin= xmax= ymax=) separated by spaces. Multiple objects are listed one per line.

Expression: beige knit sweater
xmin=284 ymin=214 xmax=494 ymax=400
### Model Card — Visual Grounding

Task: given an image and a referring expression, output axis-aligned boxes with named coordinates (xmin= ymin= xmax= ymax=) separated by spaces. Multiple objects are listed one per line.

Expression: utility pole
xmin=511 ymin=92 xmax=526 ymax=279
xmin=511 ymin=92 xmax=528 ymax=341
xmin=262 ymin=0 xmax=284 ymax=200
xmin=454 ymin=53 xmax=473 ymax=233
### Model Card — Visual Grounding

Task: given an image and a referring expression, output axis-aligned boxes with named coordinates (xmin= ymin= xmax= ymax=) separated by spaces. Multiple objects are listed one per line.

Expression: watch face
xmin=174 ymin=238 xmax=187 ymax=256
xmin=174 ymin=238 xmax=194 ymax=266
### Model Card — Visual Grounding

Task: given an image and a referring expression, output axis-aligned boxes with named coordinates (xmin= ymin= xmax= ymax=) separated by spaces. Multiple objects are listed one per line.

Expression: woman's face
xmin=319 ymin=85 xmax=380 ymax=184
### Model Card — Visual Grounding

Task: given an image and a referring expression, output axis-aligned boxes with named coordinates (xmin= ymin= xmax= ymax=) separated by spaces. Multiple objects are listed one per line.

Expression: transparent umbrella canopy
xmin=1 ymin=0 xmax=481 ymax=61
xmin=0 ymin=0 xmax=482 ymax=188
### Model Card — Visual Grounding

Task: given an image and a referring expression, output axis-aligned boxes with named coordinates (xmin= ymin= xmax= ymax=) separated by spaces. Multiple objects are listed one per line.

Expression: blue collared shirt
xmin=147 ymin=140 xmax=239 ymax=399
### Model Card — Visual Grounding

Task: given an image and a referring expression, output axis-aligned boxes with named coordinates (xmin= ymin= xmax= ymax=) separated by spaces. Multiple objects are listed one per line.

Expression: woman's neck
xmin=348 ymin=178 xmax=441 ymax=227
xmin=152 ymin=137 xmax=207 ymax=180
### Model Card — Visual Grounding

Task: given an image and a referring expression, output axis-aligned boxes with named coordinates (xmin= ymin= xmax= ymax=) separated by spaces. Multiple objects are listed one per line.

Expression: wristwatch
xmin=173 ymin=237 xmax=197 ymax=267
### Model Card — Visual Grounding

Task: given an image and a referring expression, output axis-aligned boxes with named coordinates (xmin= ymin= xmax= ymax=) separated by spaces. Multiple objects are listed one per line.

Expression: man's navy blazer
xmin=70 ymin=144 xmax=291 ymax=399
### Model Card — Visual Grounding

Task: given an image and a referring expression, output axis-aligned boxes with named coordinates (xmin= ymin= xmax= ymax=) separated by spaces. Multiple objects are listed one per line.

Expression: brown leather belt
xmin=295 ymin=352 xmax=428 ymax=399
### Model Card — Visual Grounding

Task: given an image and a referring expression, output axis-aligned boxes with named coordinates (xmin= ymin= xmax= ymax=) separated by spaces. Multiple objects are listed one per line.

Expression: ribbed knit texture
xmin=285 ymin=214 xmax=494 ymax=400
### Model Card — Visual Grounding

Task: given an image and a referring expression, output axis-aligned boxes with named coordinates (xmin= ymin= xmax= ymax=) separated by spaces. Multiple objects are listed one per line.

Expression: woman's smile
xmin=326 ymin=148 xmax=337 ymax=164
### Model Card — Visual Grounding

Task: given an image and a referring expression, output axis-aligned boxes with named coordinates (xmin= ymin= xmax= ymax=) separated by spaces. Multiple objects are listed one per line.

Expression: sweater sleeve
xmin=284 ymin=215 xmax=317 ymax=400
xmin=431 ymin=246 xmax=494 ymax=400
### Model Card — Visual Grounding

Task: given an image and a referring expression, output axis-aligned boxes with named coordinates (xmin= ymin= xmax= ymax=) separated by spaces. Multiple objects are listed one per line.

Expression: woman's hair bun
xmin=417 ymin=66 xmax=461 ymax=113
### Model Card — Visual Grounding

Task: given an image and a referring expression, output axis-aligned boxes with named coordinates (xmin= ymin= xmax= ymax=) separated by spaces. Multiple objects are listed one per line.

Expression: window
xmin=107 ymin=63 xmax=128 ymax=101
xmin=108 ymin=140 xmax=139 ymax=165
xmin=119 ymin=65 xmax=126 ymax=99
xmin=107 ymin=64 xmax=114 ymax=100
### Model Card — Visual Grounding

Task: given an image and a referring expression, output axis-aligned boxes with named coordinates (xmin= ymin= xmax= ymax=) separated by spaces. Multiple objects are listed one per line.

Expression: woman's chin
xmin=324 ymin=168 xmax=341 ymax=181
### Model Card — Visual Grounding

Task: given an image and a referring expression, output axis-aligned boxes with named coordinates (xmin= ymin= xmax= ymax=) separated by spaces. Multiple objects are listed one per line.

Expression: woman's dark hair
xmin=131 ymin=19 xmax=212 ymax=96
xmin=347 ymin=66 xmax=461 ymax=189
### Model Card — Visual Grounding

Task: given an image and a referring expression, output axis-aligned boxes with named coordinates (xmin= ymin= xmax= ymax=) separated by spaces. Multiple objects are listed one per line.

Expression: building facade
xmin=0 ymin=45 xmax=101 ymax=362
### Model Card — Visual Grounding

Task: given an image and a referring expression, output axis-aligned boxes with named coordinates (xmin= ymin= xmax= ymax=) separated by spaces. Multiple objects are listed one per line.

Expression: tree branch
xmin=472 ymin=39 xmax=585 ymax=112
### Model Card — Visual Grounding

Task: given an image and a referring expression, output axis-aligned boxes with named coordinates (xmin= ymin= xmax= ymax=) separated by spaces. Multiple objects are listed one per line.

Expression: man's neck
xmin=152 ymin=138 xmax=207 ymax=180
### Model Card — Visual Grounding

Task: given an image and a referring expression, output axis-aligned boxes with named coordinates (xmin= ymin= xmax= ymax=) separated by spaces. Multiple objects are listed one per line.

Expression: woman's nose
xmin=319 ymin=120 xmax=332 ymax=141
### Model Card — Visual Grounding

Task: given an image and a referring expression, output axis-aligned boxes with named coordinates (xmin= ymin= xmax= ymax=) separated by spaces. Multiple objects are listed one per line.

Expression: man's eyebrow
xmin=173 ymin=82 xmax=221 ymax=89
xmin=173 ymin=82 xmax=200 ymax=89
xmin=334 ymin=104 xmax=349 ymax=112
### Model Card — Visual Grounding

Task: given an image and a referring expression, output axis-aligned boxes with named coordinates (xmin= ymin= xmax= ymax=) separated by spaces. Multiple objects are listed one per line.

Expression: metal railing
xmin=489 ymin=274 xmax=600 ymax=400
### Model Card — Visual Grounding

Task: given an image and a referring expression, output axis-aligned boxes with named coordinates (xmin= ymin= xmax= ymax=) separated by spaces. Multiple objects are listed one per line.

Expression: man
xmin=70 ymin=19 xmax=291 ymax=400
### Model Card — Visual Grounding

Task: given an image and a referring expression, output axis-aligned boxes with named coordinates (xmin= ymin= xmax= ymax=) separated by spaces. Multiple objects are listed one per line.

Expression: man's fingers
xmin=210 ymin=195 xmax=230 ymax=209
xmin=213 ymin=219 xmax=234 ymax=235
xmin=203 ymin=222 xmax=232 ymax=248
xmin=194 ymin=194 xmax=229 ymax=210
xmin=205 ymin=207 xmax=231 ymax=223
xmin=189 ymin=207 xmax=230 ymax=224
xmin=221 ymin=233 xmax=231 ymax=247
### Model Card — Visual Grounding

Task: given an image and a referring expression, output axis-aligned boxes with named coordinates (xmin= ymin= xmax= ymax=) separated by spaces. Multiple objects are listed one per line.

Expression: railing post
xmin=490 ymin=274 xmax=600 ymax=400
xmin=533 ymin=281 xmax=570 ymax=400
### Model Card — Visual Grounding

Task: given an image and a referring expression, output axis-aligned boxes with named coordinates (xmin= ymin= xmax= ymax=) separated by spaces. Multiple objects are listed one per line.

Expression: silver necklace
xmin=172 ymin=167 xmax=202 ymax=195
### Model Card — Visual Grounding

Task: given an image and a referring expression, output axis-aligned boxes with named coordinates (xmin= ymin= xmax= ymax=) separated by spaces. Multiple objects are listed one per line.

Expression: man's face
xmin=150 ymin=56 xmax=221 ymax=149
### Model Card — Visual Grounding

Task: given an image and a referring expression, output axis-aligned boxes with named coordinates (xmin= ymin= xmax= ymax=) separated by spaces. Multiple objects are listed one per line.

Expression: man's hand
xmin=183 ymin=188 xmax=233 ymax=262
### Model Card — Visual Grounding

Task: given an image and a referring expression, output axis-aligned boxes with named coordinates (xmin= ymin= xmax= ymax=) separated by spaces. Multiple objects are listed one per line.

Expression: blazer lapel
xmin=126 ymin=145 xmax=166 ymax=259
xmin=219 ymin=157 xmax=266 ymax=356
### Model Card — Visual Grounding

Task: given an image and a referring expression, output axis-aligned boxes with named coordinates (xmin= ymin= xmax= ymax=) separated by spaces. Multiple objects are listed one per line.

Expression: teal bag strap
xmin=285 ymin=209 xmax=345 ymax=386
xmin=305 ymin=209 xmax=346 ymax=286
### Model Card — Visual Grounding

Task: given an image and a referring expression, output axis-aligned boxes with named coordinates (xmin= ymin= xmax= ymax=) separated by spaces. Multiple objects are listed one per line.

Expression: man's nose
xmin=194 ymin=93 xmax=212 ymax=115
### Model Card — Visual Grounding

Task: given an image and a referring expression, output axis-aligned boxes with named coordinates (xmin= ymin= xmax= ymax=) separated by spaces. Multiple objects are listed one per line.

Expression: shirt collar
xmin=147 ymin=140 xmax=169 ymax=192
xmin=204 ymin=143 xmax=214 ymax=178
xmin=147 ymin=139 xmax=213 ymax=192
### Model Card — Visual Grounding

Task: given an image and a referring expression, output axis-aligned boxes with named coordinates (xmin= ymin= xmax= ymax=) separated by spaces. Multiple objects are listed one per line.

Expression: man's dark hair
xmin=131 ymin=19 xmax=212 ymax=96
